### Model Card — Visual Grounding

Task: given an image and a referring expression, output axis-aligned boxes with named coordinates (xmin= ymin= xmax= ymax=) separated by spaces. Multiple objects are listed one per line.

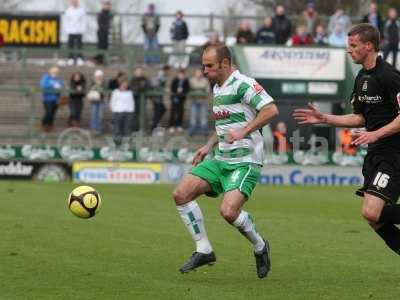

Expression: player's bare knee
xmin=172 ymin=186 xmax=190 ymax=205
xmin=219 ymin=203 xmax=239 ymax=223
xmin=361 ymin=207 xmax=380 ymax=223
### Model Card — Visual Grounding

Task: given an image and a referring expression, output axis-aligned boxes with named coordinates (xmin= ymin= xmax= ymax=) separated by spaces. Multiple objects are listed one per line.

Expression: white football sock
xmin=177 ymin=201 xmax=213 ymax=254
xmin=233 ymin=210 xmax=265 ymax=253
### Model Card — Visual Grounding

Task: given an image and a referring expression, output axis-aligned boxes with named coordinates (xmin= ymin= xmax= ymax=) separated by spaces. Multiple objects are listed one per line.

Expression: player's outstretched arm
xmin=353 ymin=115 xmax=400 ymax=146
xmin=192 ymin=132 xmax=218 ymax=166
xmin=225 ymin=103 xmax=279 ymax=143
xmin=293 ymin=103 xmax=365 ymax=128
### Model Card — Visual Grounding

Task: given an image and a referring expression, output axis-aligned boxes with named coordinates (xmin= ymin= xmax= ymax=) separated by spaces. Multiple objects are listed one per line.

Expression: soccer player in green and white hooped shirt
xmin=172 ymin=44 xmax=279 ymax=278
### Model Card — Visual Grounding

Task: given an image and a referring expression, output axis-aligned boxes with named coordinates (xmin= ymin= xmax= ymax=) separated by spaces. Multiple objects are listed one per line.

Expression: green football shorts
xmin=190 ymin=159 xmax=261 ymax=199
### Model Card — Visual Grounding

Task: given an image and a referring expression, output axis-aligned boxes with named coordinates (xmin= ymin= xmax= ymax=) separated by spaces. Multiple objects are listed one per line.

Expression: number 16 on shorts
xmin=373 ymin=172 xmax=390 ymax=189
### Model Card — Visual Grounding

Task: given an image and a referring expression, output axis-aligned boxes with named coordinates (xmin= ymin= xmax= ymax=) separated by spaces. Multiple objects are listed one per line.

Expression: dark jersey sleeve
xmin=381 ymin=68 xmax=400 ymax=110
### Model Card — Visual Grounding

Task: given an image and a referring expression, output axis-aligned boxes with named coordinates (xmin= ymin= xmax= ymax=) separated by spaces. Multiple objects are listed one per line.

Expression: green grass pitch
xmin=1 ymin=181 xmax=400 ymax=300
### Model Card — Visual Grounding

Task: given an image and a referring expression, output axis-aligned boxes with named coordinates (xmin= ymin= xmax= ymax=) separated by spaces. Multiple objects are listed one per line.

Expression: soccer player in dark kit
xmin=293 ymin=23 xmax=400 ymax=255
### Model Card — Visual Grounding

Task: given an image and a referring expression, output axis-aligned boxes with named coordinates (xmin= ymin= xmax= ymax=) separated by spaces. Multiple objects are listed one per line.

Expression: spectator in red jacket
xmin=291 ymin=25 xmax=313 ymax=45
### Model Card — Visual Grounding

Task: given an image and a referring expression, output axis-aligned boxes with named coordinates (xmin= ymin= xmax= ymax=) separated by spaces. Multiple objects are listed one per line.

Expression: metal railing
xmin=0 ymin=84 xmax=210 ymax=141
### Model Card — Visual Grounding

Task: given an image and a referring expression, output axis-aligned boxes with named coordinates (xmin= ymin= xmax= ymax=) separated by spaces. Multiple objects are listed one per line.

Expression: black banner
xmin=0 ymin=14 xmax=60 ymax=48
xmin=0 ymin=160 xmax=71 ymax=181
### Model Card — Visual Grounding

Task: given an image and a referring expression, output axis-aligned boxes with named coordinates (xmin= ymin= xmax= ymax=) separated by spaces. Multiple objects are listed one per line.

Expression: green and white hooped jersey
xmin=213 ymin=70 xmax=274 ymax=165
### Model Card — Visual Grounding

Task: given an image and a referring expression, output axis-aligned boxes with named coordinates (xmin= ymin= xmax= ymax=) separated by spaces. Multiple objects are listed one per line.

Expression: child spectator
xmin=314 ymin=25 xmax=328 ymax=46
xmin=291 ymin=25 xmax=313 ymax=46
xmin=40 ymin=67 xmax=63 ymax=132
xmin=110 ymin=79 xmax=135 ymax=146
xmin=69 ymin=72 xmax=86 ymax=127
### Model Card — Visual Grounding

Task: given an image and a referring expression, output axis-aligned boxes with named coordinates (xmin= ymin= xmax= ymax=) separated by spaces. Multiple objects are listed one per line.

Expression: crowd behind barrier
xmin=0 ymin=1 xmax=399 ymax=165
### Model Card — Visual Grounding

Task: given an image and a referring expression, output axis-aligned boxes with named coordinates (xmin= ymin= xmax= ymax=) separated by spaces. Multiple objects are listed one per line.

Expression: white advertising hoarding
xmin=243 ymin=47 xmax=346 ymax=81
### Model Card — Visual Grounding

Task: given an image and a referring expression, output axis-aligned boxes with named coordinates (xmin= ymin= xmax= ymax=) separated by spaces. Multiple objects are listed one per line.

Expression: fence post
xmin=20 ymin=48 xmax=27 ymax=86
xmin=127 ymin=48 xmax=134 ymax=79
xmin=139 ymin=93 xmax=146 ymax=132
xmin=26 ymin=87 xmax=36 ymax=140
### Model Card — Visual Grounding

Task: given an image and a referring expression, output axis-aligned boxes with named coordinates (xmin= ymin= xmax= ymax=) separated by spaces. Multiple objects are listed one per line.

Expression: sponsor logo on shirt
xmin=362 ymin=81 xmax=368 ymax=91
xmin=358 ymin=95 xmax=382 ymax=103
xmin=214 ymin=110 xmax=230 ymax=120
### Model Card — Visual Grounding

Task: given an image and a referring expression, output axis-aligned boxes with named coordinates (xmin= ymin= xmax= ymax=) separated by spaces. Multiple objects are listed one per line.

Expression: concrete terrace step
xmin=0 ymin=60 xmax=210 ymax=145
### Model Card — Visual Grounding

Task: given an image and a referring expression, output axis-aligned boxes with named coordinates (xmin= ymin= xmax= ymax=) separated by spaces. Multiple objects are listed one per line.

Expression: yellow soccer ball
xmin=68 ymin=186 xmax=102 ymax=219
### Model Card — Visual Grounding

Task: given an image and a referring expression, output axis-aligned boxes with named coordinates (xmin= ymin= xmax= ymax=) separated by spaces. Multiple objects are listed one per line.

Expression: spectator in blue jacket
xmin=328 ymin=23 xmax=347 ymax=47
xmin=40 ymin=67 xmax=63 ymax=132
xmin=169 ymin=10 xmax=189 ymax=68
xmin=256 ymin=17 xmax=276 ymax=44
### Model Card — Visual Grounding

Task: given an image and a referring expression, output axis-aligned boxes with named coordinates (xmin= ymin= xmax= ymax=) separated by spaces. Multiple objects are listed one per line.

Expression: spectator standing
xmin=87 ymin=70 xmax=107 ymax=134
xmin=69 ymin=72 xmax=86 ymax=127
xmin=328 ymin=24 xmax=347 ymax=47
xmin=338 ymin=128 xmax=357 ymax=156
xmin=272 ymin=4 xmax=292 ymax=44
xmin=383 ymin=8 xmax=400 ymax=68
xmin=314 ymin=25 xmax=328 ymax=45
xmin=273 ymin=122 xmax=289 ymax=153
xmin=236 ymin=21 xmax=255 ymax=44
xmin=108 ymin=71 xmax=127 ymax=91
xmin=129 ymin=67 xmax=151 ymax=131
xmin=328 ymin=8 xmax=351 ymax=36
xmin=291 ymin=25 xmax=313 ymax=46
xmin=188 ymin=69 xmax=211 ymax=135
xmin=191 ymin=32 xmax=221 ymax=65
xmin=110 ymin=79 xmax=135 ymax=146
xmin=169 ymin=69 xmax=190 ymax=133
xmin=142 ymin=3 xmax=161 ymax=65
xmin=96 ymin=1 xmax=113 ymax=65
xmin=362 ymin=2 xmax=382 ymax=33
xmin=150 ymin=65 xmax=171 ymax=132
xmin=169 ymin=11 xmax=189 ymax=69
xmin=203 ymin=32 xmax=220 ymax=49
xmin=297 ymin=2 xmax=321 ymax=36
xmin=40 ymin=67 xmax=63 ymax=132
xmin=256 ymin=17 xmax=276 ymax=44
xmin=64 ymin=0 xmax=87 ymax=66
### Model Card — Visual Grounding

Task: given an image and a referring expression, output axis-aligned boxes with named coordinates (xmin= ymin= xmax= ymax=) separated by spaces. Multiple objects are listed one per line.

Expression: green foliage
xmin=1 ymin=182 xmax=400 ymax=299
